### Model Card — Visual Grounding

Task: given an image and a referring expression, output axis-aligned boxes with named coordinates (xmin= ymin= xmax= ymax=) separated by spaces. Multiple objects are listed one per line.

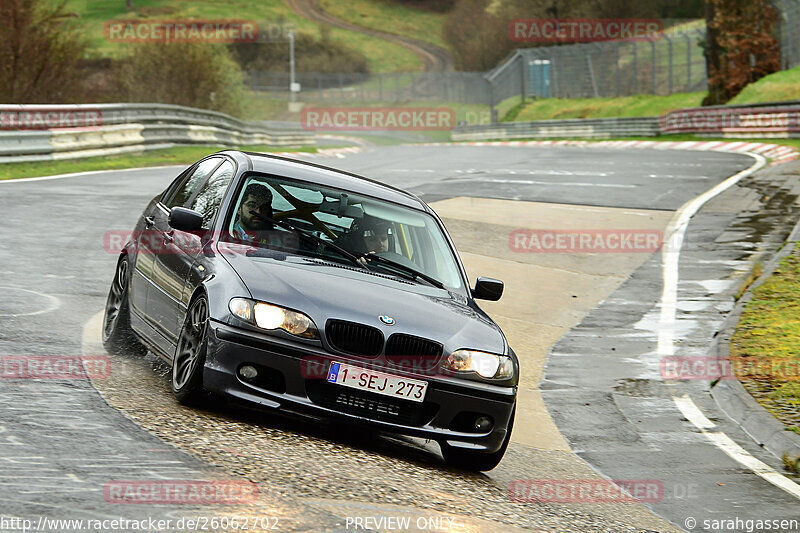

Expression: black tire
xmin=102 ymin=257 xmax=147 ymax=356
xmin=441 ymin=405 xmax=515 ymax=472
xmin=172 ymin=294 xmax=209 ymax=405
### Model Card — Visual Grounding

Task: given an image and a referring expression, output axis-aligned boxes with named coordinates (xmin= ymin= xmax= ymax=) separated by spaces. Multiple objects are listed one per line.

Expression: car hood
xmin=221 ymin=250 xmax=506 ymax=354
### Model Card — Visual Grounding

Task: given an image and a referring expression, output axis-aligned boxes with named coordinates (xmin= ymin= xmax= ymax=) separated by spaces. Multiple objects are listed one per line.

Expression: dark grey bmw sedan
xmin=102 ymin=150 xmax=518 ymax=471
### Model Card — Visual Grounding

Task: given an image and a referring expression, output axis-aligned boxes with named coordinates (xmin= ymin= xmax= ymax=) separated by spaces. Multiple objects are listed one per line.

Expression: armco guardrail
xmin=452 ymin=116 xmax=661 ymax=141
xmin=0 ymin=104 xmax=314 ymax=163
xmin=453 ymin=101 xmax=800 ymax=141
xmin=660 ymin=101 xmax=800 ymax=136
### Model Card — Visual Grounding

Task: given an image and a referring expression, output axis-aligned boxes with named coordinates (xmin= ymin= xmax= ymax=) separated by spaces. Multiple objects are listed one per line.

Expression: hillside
xmin=63 ymin=0 xmax=431 ymax=72
xmin=506 ymin=63 xmax=800 ymax=122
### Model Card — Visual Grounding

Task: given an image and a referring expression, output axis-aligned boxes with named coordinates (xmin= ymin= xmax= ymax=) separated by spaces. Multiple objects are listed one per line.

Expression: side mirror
xmin=169 ymin=207 xmax=204 ymax=232
xmin=472 ymin=277 xmax=504 ymax=301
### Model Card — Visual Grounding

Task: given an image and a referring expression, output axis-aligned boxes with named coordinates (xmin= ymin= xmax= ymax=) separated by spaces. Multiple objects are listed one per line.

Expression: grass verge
xmin=730 ymin=243 xmax=800 ymax=435
xmin=735 ymin=262 xmax=764 ymax=301
xmin=0 ymin=144 xmax=318 ymax=181
xmin=508 ymin=93 xmax=706 ymax=121
xmin=508 ymin=64 xmax=800 ymax=122
xmin=730 ymin=67 xmax=800 ymax=105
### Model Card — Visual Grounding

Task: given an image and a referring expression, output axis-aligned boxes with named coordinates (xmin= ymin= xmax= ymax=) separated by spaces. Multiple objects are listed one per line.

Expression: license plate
xmin=326 ymin=362 xmax=428 ymax=403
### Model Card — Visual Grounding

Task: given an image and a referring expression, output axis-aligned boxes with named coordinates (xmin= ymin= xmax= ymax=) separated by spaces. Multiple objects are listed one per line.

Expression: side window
xmin=188 ymin=160 xmax=235 ymax=229
xmin=161 ymin=166 xmax=193 ymax=203
xmin=164 ymin=157 xmax=222 ymax=209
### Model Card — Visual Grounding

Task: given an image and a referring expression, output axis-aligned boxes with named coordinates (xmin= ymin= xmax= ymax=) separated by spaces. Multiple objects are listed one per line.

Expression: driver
xmin=361 ymin=220 xmax=391 ymax=254
xmin=232 ymin=183 xmax=274 ymax=243
xmin=349 ymin=217 xmax=391 ymax=265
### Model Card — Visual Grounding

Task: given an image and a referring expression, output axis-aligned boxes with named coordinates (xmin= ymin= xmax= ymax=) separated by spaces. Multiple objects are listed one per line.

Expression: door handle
xmin=144 ymin=216 xmax=155 ymax=228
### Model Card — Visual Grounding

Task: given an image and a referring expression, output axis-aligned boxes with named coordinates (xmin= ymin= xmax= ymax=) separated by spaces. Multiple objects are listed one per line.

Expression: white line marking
xmin=0 ymin=287 xmax=61 ymax=317
xmin=444 ymin=178 xmax=635 ymax=188
xmin=660 ymin=153 xmax=800 ymax=501
xmin=673 ymin=395 xmax=716 ymax=429
xmin=675 ymin=395 xmax=800 ymax=500
xmin=657 ymin=154 xmax=766 ymax=357
xmin=0 ymin=164 xmax=186 ymax=184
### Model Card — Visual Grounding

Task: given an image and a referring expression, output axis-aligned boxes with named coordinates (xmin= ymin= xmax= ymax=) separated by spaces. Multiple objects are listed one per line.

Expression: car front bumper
xmin=203 ymin=320 xmax=517 ymax=453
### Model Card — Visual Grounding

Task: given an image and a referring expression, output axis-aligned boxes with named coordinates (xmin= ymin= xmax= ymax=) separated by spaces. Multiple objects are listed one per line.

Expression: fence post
xmin=587 ymin=49 xmax=599 ymax=98
xmin=632 ymin=41 xmax=638 ymax=94
xmin=684 ymin=32 xmax=692 ymax=91
xmin=615 ymin=41 xmax=620 ymax=97
xmin=593 ymin=43 xmax=604 ymax=96
xmin=520 ymin=54 xmax=526 ymax=103
xmin=696 ymin=28 xmax=707 ymax=87
xmin=665 ymin=33 xmax=673 ymax=95
xmin=649 ymin=37 xmax=656 ymax=94
xmin=489 ymin=78 xmax=496 ymax=124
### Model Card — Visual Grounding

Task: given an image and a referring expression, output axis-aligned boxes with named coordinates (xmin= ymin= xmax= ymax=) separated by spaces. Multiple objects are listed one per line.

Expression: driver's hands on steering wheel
xmin=357 ymin=251 xmax=377 ymax=266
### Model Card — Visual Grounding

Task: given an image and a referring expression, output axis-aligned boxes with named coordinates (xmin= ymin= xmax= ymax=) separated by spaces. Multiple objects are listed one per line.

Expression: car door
xmin=176 ymin=159 xmax=237 ymax=321
xmin=130 ymin=164 xmax=198 ymax=319
xmin=152 ymin=158 xmax=236 ymax=344
xmin=146 ymin=157 xmax=224 ymax=343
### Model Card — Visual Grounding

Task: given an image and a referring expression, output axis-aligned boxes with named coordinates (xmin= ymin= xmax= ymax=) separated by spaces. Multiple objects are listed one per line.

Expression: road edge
xmin=710 ymin=220 xmax=800 ymax=463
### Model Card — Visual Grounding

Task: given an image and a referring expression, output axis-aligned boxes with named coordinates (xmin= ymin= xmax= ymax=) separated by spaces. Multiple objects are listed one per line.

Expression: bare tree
xmin=0 ymin=0 xmax=88 ymax=103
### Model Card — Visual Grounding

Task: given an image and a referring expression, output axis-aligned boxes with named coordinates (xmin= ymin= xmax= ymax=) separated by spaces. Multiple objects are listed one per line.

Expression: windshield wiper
xmin=255 ymin=215 xmax=368 ymax=270
xmin=359 ymin=254 xmax=445 ymax=289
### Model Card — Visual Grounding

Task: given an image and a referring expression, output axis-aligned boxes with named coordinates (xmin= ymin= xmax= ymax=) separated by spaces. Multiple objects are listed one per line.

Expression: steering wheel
xmin=376 ymin=251 xmax=418 ymax=270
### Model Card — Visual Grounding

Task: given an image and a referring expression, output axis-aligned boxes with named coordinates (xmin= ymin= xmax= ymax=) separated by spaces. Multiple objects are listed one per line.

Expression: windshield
xmin=225 ymin=173 xmax=464 ymax=290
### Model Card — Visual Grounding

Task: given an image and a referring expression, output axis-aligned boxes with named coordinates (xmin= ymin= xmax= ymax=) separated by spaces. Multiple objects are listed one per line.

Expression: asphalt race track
xmin=1 ymin=144 xmax=799 ymax=532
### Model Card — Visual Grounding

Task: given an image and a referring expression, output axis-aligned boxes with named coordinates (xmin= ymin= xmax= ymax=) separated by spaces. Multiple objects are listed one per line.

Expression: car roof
xmin=218 ymin=150 xmax=428 ymax=211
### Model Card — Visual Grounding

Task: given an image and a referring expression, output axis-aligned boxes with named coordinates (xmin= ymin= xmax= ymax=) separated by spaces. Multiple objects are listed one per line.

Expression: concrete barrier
xmin=0 ymin=103 xmax=314 ymax=163
xmin=452 ymin=116 xmax=660 ymax=141
xmin=453 ymin=101 xmax=800 ymax=142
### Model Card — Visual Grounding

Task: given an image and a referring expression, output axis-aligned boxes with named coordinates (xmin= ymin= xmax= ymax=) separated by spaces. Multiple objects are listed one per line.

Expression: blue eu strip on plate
xmin=327 ymin=362 xmax=340 ymax=383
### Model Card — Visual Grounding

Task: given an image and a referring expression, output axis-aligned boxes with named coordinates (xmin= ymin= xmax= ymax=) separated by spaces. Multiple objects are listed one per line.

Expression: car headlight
xmin=229 ymin=298 xmax=319 ymax=339
xmin=442 ymin=349 xmax=514 ymax=379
